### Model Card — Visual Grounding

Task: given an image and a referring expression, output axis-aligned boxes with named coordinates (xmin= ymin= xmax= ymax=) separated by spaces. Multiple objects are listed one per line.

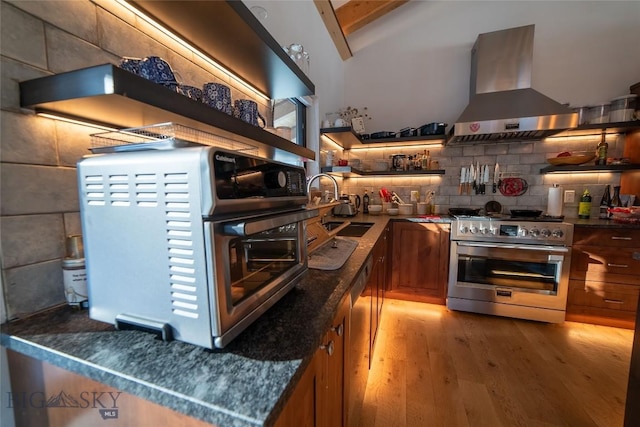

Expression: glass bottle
xmin=610 ymin=185 xmax=623 ymax=208
xmin=363 ymin=190 xmax=369 ymax=214
xmin=599 ymin=185 xmax=611 ymax=219
xmin=596 ymin=133 xmax=608 ymax=165
xmin=578 ymin=189 xmax=592 ymax=219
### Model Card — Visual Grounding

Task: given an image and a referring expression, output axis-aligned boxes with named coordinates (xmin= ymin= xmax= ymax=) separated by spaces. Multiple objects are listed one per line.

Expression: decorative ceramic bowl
xmin=368 ymin=205 xmax=382 ymax=215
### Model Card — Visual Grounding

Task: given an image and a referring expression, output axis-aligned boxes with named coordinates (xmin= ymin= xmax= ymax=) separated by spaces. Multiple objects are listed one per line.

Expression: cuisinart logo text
xmin=215 ymin=154 xmax=236 ymax=163
xmin=7 ymin=390 xmax=121 ymax=420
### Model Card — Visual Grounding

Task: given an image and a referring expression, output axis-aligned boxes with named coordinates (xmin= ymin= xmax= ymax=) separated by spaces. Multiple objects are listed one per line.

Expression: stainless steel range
xmin=447 ymin=216 xmax=574 ymax=323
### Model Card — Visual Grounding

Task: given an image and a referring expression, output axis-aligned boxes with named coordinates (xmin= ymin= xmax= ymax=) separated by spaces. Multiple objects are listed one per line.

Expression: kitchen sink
xmin=323 ymin=221 xmax=374 ymax=237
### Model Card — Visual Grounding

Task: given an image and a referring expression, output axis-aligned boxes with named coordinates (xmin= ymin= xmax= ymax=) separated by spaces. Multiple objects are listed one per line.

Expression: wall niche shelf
xmin=321 ymin=166 xmax=445 ymax=177
xmin=20 ymin=64 xmax=315 ymax=161
xmin=320 ymin=127 xmax=445 ymax=149
xmin=540 ymin=164 xmax=640 ymax=174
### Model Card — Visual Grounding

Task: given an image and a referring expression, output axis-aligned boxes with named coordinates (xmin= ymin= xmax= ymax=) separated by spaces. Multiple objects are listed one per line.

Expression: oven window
xmin=457 ymin=256 xmax=559 ymax=294
xmin=227 ymin=223 xmax=300 ymax=305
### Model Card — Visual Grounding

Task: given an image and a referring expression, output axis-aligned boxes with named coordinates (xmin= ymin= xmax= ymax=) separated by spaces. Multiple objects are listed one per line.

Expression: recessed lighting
xmin=250 ymin=6 xmax=268 ymax=20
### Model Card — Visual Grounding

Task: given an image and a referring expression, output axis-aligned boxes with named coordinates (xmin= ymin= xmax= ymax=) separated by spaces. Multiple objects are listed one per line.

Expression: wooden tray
xmin=546 ymin=154 xmax=596 ymax=166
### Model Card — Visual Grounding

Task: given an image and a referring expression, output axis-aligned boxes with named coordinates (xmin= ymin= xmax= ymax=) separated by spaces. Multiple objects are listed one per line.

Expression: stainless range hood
xmin=449 ymin=25 xmax=577 ymax=144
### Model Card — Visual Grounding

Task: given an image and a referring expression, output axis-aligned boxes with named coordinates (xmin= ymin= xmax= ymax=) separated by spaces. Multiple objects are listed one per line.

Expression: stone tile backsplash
xmin=329 ymin=134 xmax=624 ymax=217
xmin=0 ymin=0 xmax=276 ymax=321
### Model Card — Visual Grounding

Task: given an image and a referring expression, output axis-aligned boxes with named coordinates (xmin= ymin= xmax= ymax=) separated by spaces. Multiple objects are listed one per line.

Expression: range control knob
xmin=540 ymin=229 xmax=551 ymax=237
xmin=480 ymin=226 xmax=489 ymax=235
xmin=489 ymin=227 xmax=498 ymax=236
xmin=518 ymin=227 xmax=528 ymax=237
xmin=459 ymin=225 xmax=469 ymax=234
xmin=470 ymin=225 xmax=479 ymax=234
xmin=552 ymin=229 xmax=564 ymax=238
xmin=530 ymin=228 xmax=540 ymax=237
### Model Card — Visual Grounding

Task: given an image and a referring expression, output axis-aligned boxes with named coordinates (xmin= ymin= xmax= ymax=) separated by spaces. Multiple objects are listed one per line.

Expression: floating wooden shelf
xmin=320 ymin=127 xmax=445 ymax=149
xmin=19 ymin=64 xmax=315 ymax=161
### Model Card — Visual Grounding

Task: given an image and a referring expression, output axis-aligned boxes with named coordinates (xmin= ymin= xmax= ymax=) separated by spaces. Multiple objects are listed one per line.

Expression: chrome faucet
xmin=306 ymin=173 xmax=339 ymax=204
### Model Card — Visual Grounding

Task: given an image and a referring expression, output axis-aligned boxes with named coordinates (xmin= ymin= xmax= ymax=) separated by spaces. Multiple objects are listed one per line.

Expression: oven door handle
xmin=221 ymin=209 xmax=318 ymax=236
xmin=456 ymin=242 xmax=569 ymax=253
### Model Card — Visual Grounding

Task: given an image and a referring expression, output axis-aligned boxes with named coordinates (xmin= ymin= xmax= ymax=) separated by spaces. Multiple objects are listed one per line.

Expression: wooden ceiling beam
xmin=313 ymin=0 xmax=353 ymax=60
xmin=335 ymin=0 xmax=409 ymax=36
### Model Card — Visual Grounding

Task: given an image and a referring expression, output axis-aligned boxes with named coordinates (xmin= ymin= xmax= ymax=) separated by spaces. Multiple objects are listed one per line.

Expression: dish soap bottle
xmin=578 ymin=189 xmax=592 ymax=219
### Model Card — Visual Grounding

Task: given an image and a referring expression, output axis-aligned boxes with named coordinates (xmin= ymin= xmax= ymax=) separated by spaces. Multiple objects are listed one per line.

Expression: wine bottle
xmin=610 ymin=185 xmax=623 ymax=208
xmin=363 ymin=190 xmax=369 ymax=214
xmin=599 ymin=185 xmax=611 ymax=219
xmin=596 ymin=133 xmax=608 ymax=165
xmin=578 ymin=189 xmax=592 ymax=219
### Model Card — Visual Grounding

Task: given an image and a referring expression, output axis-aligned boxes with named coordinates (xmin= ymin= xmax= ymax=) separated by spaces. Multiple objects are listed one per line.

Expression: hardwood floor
xmin=358 ymin=299 xmax=633 ymax=427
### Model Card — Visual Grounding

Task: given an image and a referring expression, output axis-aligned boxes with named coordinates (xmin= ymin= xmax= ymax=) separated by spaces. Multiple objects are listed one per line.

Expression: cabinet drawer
xmin=568 ymin=279 xmax=640 ymax=313
xmin=570 ymin=246 xmax=640 ymax=284
xmin=573 ymin=227 xmax=640 ymax=247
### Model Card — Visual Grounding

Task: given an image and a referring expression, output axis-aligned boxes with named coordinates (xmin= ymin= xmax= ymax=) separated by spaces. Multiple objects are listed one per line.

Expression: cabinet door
xmin=275 ymin=353 xmax=320 ymax=427
xmin=318 ymin=297 xmax=350 ymax=427
xmin=389 ymin=222 xmax=449 ymax=304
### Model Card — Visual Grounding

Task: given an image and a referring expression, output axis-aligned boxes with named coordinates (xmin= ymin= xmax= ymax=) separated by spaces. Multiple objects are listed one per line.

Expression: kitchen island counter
xmin=0 ymin=214 xmax=391 ymax=427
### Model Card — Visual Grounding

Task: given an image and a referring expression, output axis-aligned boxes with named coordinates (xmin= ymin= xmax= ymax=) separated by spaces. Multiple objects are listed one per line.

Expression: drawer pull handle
xmin=604 ymin=299 xmax=624 ymax=304
xmin=607 ymin=263 xmax=629 ymax=268
xmin=611 ymin=236 xmax=632 ymax=241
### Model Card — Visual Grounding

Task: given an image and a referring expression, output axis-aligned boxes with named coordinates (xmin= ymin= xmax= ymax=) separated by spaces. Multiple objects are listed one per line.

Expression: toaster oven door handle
xmin=222 ymin=209 xmax=318 ymax=236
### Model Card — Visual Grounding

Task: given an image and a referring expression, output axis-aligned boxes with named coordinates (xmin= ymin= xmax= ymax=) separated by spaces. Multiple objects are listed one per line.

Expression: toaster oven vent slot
xmin=164 ymin=168 xmax=199 ymax=319
xmin=83 ymin=175 xmax=106 ymax=205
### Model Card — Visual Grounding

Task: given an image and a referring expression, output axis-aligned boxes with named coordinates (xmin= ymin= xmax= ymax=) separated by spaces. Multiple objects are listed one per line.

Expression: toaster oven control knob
xmin=265 ymin=171 xmax=287 ymax=189
xmin=530 ymin=228 xmax=540 ymax=237
xmin=552 ymin=229 xmax=564 ymax=238
xmin=540 ymin=229 xmax=551 ymax=237
xmin=470 ymin=225 xmax=479 ymax=234
xmin=518 ymin=227 xmax=528 ymax=237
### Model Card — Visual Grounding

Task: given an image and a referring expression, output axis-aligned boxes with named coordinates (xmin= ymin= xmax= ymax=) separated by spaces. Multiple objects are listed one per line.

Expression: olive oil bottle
xmin=578 ymin=189 xmax=592 ymax=219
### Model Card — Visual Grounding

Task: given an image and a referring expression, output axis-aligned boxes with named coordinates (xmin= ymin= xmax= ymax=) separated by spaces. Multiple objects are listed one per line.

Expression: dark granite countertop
xmin=567 ymin=217 xmax=640 ymax=229
xmin=0 ymin=213 xmax=392 ymax=427
xmin=1 ymin=212 xmax=633 ymax=426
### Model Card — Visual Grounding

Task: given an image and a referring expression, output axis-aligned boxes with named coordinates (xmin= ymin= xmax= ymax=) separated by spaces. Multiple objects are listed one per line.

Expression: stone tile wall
xmin=0 ymin=0 xmax=269 ymax=321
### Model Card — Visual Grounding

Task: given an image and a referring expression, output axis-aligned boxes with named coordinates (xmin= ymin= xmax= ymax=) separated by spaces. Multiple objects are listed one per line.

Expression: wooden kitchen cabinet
xmin=276 ymin=296 xmax=350 ymax=427
xmin=367 ymin=225 xmax=389 ymax=359
xmin=388 ymin=222 xmax=450 ymax=305
xmin=566 ymin=227 xmax=640 ymax=329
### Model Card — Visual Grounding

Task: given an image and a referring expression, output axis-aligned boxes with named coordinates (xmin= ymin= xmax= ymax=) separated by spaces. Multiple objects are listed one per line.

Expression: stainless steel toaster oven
xmin=78 ymin=146 xmax=316 ymax=348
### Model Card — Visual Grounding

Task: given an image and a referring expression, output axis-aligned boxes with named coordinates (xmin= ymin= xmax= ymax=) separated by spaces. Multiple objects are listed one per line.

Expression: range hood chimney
xmin=448 ymin=25 xmax=577 ymax=144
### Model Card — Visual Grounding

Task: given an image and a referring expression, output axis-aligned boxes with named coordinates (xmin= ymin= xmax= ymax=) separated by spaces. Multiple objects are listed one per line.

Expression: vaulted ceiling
xmin=313 ymin=0 xmax=410 ymax=60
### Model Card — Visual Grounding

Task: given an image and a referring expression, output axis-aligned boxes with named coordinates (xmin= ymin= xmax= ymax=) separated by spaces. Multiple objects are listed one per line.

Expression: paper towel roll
xmin=547 ymin=184 xmax=563 ymax=217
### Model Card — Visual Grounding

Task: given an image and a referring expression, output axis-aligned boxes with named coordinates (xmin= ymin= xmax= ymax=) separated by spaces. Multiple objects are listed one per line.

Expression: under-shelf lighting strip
xmin=36 ymin=112 xmax=120 ymax=132
xmin=544 ymin=133 xmax=618 ymax=143
xmin=115 ymin=0 xmax=269 ymax=102
xmin=349 ymin=142 xmax=443 ymax=152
